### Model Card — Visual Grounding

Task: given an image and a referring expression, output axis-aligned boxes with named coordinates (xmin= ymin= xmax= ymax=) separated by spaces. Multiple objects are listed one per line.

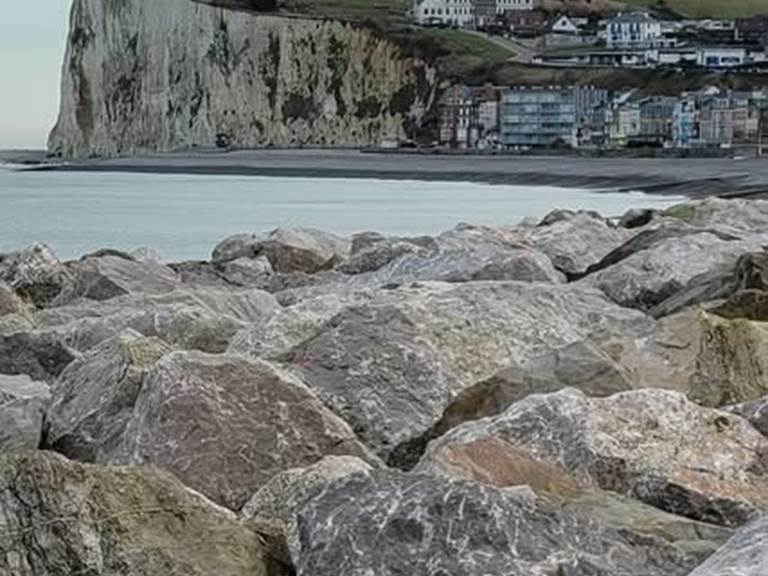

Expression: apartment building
xmin=500 ymin=86 xmax=607 ymax=147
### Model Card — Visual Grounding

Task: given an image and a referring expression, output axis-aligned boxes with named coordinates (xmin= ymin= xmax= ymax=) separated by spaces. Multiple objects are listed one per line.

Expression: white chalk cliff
xmin=49 ymin=0 xmax=437 ymax=157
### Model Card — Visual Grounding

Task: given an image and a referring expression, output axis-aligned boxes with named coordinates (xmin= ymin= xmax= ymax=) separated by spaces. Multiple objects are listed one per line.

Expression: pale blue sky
xmin=0 ymin=2 xmax=71 ymax=149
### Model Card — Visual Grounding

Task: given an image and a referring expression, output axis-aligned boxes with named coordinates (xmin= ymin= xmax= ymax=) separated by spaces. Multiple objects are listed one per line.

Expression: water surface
xmin=0 ymin=167 xmax=684 ymax=261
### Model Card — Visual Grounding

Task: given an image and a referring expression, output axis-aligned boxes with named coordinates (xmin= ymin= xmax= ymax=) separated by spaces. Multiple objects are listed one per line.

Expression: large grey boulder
xmin=338 ymin=224 xmax=564 ymax=285
xmin=111 ymin=351 xmax=376 ymax=510
xmin=212 ymin=227 xmax=351 ymax=273
xmin=0 ymin=374 xmax=50 ymax=451
xmin=240 ymin=455 xmax=374 ymax=562
xmin=522 ymin=211 xmax=633 ymax=277
xmin=664 ymin=198 xmax=768 ymax=236
xmin=688 ymin=514 xmax=768 ymax=576
xmin=248 ymin=281 xmax=653 ymax=467
xmin=32 ymin=288 xmax=280 ymax=354
xmin=67 ymin=252 xmax=182 ymax=301
xmin=44 ymin=330 xmax=171 ymax=462
xmin=418 ymin=388 xmax=768 ymax=527
xmin=295 ymin=470 xmax=699 ymax=576
xmin=582 ymin=232 xmax=760 ymax=312
xmin=0 ymin=451 xmax=290 ymax=576
xmin=1 ymin=243 xmax=75 ymax=308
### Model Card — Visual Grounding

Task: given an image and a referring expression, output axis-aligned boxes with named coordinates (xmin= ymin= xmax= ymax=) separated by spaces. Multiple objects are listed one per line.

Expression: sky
xmin=0 ymin=2 xmax=71 ymax=149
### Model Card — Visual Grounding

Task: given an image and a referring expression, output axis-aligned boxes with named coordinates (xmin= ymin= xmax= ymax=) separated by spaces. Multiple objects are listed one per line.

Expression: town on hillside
xmin=411 ymin=0 xmax=768 ymax=153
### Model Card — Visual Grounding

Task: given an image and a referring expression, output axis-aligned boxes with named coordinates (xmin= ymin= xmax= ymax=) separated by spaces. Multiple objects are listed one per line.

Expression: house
xmin=473 ymin=0 xmax=496 ymax=27
xmin=696 ymin=46 xmax=747 ymax=68
xmin=637 ymin=96 xmax=677 ymax=146
xmin=606 ymin=12 xmax=663 ymax=49
xmin=495 ymin=0 xmax=535 ymax=14
xmin=673 ymin=88 xmax=768 ymax=148
xmin=550 ymin=14 xmax=581 ymax=34
xmin=438 ymin=85 xmax=501 ymax=148
xmin=500 ymin=85 xmax=607 ymax=147
xmin=736 ymin=15 xmax=768 ymax=46
xmin=500 ymin=8 xmax=548 ymax=36
xmin=413 ymin=0 xmax=475 ymax=26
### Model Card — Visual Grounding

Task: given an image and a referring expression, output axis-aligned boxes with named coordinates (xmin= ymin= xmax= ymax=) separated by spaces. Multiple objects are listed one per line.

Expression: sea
xmin=0 ymin=163 xmax=685 ymax=261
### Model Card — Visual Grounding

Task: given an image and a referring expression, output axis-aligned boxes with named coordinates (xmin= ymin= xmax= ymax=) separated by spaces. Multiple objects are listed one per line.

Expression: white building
xmin=495 ymin=0 xmax=534 ymax=13
xmin=606 ymin=12 xmax=663 ymax=49
xmin=696 ymin=47 xmax=747 ymax=68
xmin=413 ymin=0 xmax=475 ymax=26
xmin=413 ymin=0 xmax=533 ymax=26
xmin=550 ymin=14 xmax=581 ymax=34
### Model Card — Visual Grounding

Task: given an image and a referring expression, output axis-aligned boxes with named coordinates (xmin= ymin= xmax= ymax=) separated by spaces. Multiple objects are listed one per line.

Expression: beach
xmin=30 ymin=148 xmax=768 ymax=198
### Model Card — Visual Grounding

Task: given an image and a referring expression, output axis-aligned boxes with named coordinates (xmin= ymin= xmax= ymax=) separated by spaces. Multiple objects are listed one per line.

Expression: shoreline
xmin=13 ymin=148 xmax=768 ymax=198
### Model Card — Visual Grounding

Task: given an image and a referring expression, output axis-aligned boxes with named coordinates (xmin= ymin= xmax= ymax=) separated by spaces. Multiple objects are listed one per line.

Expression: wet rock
xmin=269 ymin=281 xmax=652 ymax=466
xmin=240 ymin=455 xmax=374 ymax=561
xmin=418 ymin=388 xmax=768 ymax=527
xmin=44 ymin=330 xmax=171 ymax=462
xmin=296 ymin=470 xmax=699 ymax=576
xmin=1 ymin=243 xmax=75 ymax=308
xmin=212 ymin=227 xmax=350 ymax=273
xmin=688 ymin=514 xmax=768 ymax=576
xmin=0 ymin=374 xmax=51 ymax=451
xmin=0 ymin=451 xmax=291 ymax=576
xmin=111 ymin=351 xmax=377 ymax=510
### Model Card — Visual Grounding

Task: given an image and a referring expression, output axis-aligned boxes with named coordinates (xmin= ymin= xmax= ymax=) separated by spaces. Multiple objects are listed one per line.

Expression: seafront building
xmin=437 ymin=83 xmax=768 ymax=151
xmin=499 ymin=86 xmax=607 ymax=147
xmin=413 ymin=0 xmax=533 ymax=26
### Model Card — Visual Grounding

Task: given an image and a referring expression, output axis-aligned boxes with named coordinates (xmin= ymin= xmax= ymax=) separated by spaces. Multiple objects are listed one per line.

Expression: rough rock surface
xmin=32 ymin=288 xmax=280 ymax=354
xmin=522 ymin=211 xmax=633 ymax=276
xmin=295 ymin=470 xmax=700 ymax=576
xmin=266 ymin=281 xmax=652 ymax=466
xmin=49 ymin=0 xmax=435 ymax=157
xmin=336 ymin=224 xmax=565 ymax=285
xmin=728 ymin=396 xmax=768 ymax=437
xmin=0 ymin=374 xmax=51 ymax=451
xmin=582 ymin=232 xmax=759 ymax=312
xmin=0 ymin=330 xmax=78 ymax=381
xmin=1 ymin=244 xmax=75 ymax=308
xmin=0 ymin=451 xmax=290 ymax=576
xmin=213 ymin=227 xmax=350 ymax=273
xmin=419 ymin=388 xmax=768 ymax=527
xmin=68 ymin=253 xmax=182 ymax=300
xmin=240 ymin=456 xmax=373 ymax=561
xmin=111 ymin=351 xmax=376 ymax=509
xmin=688 ymin=514 xmax=768 ymax=576
xmin=44 ymin=330 xmax=171 ymax=462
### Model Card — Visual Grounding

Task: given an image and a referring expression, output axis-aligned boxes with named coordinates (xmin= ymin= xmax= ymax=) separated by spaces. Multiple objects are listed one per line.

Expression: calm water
xmin=0 ymin=166 xmax=684 ymax=261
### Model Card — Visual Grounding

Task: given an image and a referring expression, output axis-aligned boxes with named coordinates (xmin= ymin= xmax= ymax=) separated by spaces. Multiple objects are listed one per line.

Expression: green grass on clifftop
xmin=283 ymin=0 xmax=407 ymax=24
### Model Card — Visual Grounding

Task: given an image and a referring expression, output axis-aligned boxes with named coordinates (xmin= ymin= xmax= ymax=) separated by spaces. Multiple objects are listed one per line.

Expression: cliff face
xmin=49 ymin=0 xmax=437 ymax=158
